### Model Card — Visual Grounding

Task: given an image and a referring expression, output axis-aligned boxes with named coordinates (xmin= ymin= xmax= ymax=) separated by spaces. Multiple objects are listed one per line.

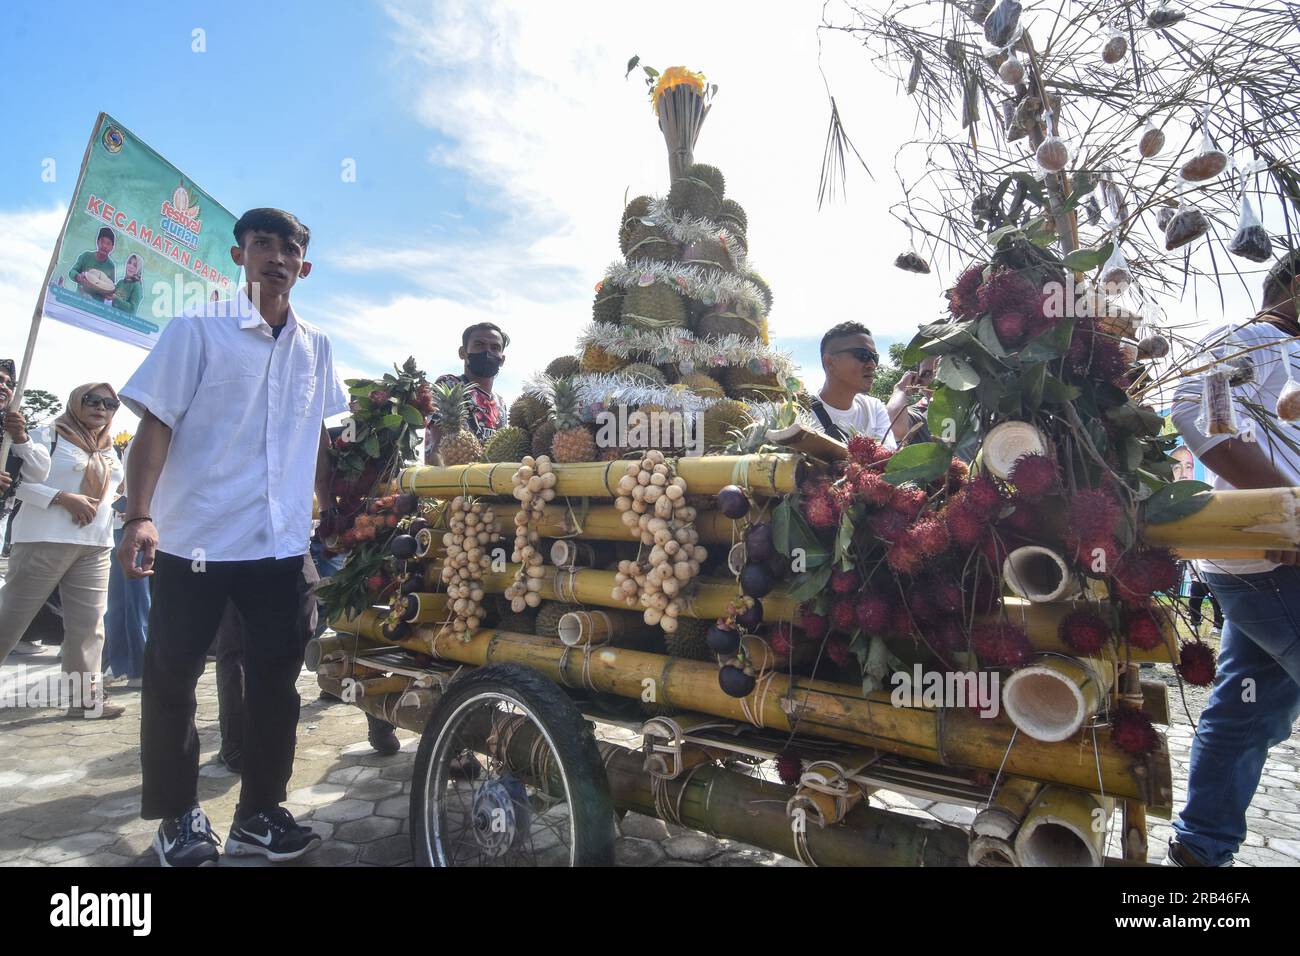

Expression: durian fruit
xmin=431 ymin=380 xmax=484 ymax=465
xmin=722 ymin=366 xmax=783 ymax=402
xmin=689 ymin=163 xmax=726 ymax=198
xmin=530 ymin=420 xmax=557 ymax=457
xmin=657 ymin=363 xmax=680 ymax=385
xmin=702 ymin=399 xmax=754 ymax=451
xmin=508 ymin=393 xmax=549 ymax=431
xmin=580 ymin=343 xmax=626 ymax=374
xmin=618 ymin=195 xmax=655 ymax=254
xmin=482 ymin=425 xmax=530 ymax=463
xmin=665 ymin=616 xmax=711 ymax=661
xmin=546 ymin=355 xmax=582 ymax=379
xmin=621 ymin=281 xmax=687 ymax=331
xmin=535 ymin=600 xmax=582 ymax=639
xmin=549 ymin=377 xmax=598 ymax=463
xmin=497 ymin=611 xmax=537 ymax=634
xmin=679 ymin=371 xmax=725 ymax=399
xmin=623 ymin=223 xmax=678 ymax=264
xmin=695 ymin=302 xmax=762 ymax=340
xmin=681 ymin=237 xmax=733 ymax=272
xmin=620 ymin=362 xmax=667 ymax=386
xmin=719 ymin=198 xmax=748 ymax=236
xmin=667 ymin=163 xmax=726 ymax=221
xmin=593 ymin=283 xmax=625 ymax=325
xmin=744 ymin=272 xmax=774 ymax=315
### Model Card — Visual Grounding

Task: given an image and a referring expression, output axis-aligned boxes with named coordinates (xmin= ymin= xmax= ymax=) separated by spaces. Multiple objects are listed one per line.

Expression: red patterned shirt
xmin=429 ymin=373 xmax=504 ymax=450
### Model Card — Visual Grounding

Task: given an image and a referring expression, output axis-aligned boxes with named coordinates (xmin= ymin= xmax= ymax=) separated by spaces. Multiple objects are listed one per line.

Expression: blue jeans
xmin=1173 ymin=566 xmax=1300 ymax=865
xmin=103 ymin=526 xmax=151 ymax=679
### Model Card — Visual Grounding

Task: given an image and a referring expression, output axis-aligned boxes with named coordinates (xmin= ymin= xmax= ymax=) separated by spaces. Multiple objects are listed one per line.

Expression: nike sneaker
xmin=153 ymin=806 xmax=221 ymax=867
xmin=225 ymin=807 xmax=321 ymax=862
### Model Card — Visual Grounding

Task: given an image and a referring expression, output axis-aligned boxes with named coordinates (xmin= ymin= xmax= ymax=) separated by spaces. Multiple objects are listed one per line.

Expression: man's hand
xmin=0 ymin=471 xmax=10 ymax=494
xmin=3 ymin=410 xmax=29 ymax=443
xmin=892 ymin=371 xmax=922 ymax=397
xmin=57 ymin=492 xmax=99 ymax=527
xmin=118 ymin=519 xmax=158 ymax=578
xmin=1265 ymin=550 xmax=1300 ymax=566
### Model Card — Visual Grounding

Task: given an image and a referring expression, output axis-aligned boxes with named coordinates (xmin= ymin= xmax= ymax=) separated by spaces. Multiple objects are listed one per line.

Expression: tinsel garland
xmin=524 ymin=372 xmax=721 ymax=415
xmin=603 ymin=259 xmax=767 ymax=316
xmin=574 ymin=322 xmax=795 ymax=380
xmin=640 ymin=197 xmax=750 ymax=270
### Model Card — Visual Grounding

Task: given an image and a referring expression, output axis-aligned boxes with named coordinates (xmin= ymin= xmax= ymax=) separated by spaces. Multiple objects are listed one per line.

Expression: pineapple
xmin=431 ymin=381 xmax=483 ymax=465
xmin=548 ymin=378 xmax=597 ymax=463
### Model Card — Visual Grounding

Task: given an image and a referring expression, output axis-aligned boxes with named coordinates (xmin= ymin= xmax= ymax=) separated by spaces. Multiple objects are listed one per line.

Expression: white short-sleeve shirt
xmin=119 ymin=288 xmax=349 ymax=562
xmin=816 ymin=393 xmax=899 ymax=449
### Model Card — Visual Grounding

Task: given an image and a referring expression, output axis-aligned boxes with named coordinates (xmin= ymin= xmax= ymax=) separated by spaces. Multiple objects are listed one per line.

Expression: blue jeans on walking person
xmin=103 ymin=526 xmax=151 ymax=680
xmin=1172 ymin=565 xmax=1300 ymax=865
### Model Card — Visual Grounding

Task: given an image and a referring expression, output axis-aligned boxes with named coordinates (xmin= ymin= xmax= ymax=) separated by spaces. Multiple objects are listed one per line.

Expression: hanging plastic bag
xmin=1137 ymin=118 xmax=1165 ymax=158
xmin=1198 ymin=369 xmax=1238 ymax=436
xmin=1228 ymin=194 xmax=1272 ymax=262
xmin=1155 ymin=205 xmax=1177 ymax=231
xmin=1277 ymin=343 xmax=1300 ymax=421
xmin=1102 ymin=29 xmax=1127 ymax=64
xmin=1100 ymin=241 xmax=1131 ymax=292
xmin=1181 ymin=118 xmax=1228 ymax=182
xmin=1165 ymin=206 xmax=1210 ymax=251
xmin=1036 ymin=112 xmax=1069 ymax=172
xmin=984 ymin=0 xmax=1022 ymax=48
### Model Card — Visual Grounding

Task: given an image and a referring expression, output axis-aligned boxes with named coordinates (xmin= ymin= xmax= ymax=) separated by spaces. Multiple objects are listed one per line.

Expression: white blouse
xmin=12 ymin=426 xmax=123 ymax=548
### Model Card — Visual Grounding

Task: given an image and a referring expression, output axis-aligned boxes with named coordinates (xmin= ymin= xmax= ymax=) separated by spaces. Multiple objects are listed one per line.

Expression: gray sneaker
xmin=153 ymin=807 xmax=221 ymax=867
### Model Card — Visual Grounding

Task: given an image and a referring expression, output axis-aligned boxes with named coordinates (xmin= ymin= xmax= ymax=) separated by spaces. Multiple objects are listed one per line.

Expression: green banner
xmin=41 ymin=114 xmax=239 ymax=349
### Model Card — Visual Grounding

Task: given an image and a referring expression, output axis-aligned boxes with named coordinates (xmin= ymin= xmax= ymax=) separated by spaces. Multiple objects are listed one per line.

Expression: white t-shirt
xmin=815 ymin=393 xmax=899 ymax=448
xmin=120 ymin=288 xmax=349 ymax=562
xmin=12 ymin=426 xmax=123 ymax=548
xmin=1170 ymin=318 xmax=1300 ymax=576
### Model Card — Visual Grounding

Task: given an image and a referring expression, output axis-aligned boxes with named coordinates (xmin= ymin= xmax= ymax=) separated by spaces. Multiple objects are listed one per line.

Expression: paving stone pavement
xmin=1 ymin=643 xmax=1297 ymax=867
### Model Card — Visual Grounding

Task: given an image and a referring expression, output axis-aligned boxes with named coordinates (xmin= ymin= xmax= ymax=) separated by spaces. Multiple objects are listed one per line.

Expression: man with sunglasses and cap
xmin=808 ymin=322 xmax=898 ymax=448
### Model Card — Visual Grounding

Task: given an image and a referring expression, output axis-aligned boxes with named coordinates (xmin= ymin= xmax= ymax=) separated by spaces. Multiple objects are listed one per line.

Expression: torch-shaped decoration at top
xmin=650 ymin=65 xmax=715 ymax=183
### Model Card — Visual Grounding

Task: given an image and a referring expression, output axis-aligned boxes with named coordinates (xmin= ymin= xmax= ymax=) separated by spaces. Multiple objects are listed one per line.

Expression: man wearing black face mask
xmin=424 ymin=323 xmax=508 ymax=465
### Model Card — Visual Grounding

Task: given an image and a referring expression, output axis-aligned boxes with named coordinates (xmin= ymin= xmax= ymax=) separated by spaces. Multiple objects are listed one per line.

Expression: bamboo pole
xmin=968 ymin=835 xmax=1018 ymax=866
xmin=1015 ymin=787 xmax=1114 ymax=867
xmin=1000 ymin=598 xmax=1177 ymax=664
xmin=394 ymin=455 xmax=801 ymax=500
xmin=332 ymin=615 xmax=1170 ymax=805
xmin=972 ymin=776 xmax=1043 ymax=840
xmin=1001 ymin=649 xmax=1117 ymax=742
xmin=317 ymin=678 xmax=438 ymax=732
xmin=428 ymin=503 xmax=740 ymax=545
xmin=1142 ymin=680 xmax=1170 ymax=726
xmin=1140 ymin=488 xmax=1300 ymax=551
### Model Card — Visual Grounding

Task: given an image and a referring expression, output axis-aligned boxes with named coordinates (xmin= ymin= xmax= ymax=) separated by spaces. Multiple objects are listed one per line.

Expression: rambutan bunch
xmin=1110 ymin=708 xmax=1159 ymax=756
xmin=826 ymin=635 xmax=852 ymax=667
xmin=775 ymin=750 xmax=803 ymax=786
xmin=976 ymin=267 xmax=1039 ymax=317
xmin=1009 ymin=453 xmax=1059 ymax=500
xmin=831 ymin=568 xmax=860 ymax=595
xmin=800 ymin=477 xmax=842 ymax=530
xmin=1066 ymin=532 xmax=1122 ymax=579
xmin=1067 ymin=488 xmax=1121 ymax=539
xmin=1112 ymin=548 xmax=1180 ymax=604
xmin=910 ymin=515 xmax=951 ymax=557
xmin=945 ymin=458 xmax=970 ymax=495
xmin=967 ymin=572 xmax=1002 ymax=613
xmin=979 ymin=532 xmax=1009 ymax=569
xmin=769 ymin=623 xmax=795 ymax=656
xmin=891 ymin=484 xmax=929 ymax=520
xmin=886 ymin=537 xmax=925 ymax=575
xmin=1124 ymin=606 xmax=1165 ymax=650
xmin=1026 ymin=290 xmax=1059 ymax=338
xmin=947 ymin=263 xmax=986 ymax=320
xmin=847 ymin=434 xmax=882 ymax=466
xmin=966 ymin=475 xmax=1004 ymax=512
xmin=871 ymin=509 xmax=911 ymax=544
xmin=829 ymin=597 xmax=857 ymax=633
xmin=969 ymin=622 xmax=1034 ymax=668
xmin=910 ymin=577 xmax=963 ymax=623
xmin=797 ymin=606 xmax=828 ymax=641
xmin=923 ymin=617 xmax=968 ymax=654
xmin=1001 ymin=496 xmax=1041 ymax=537
xmin=855 ymin=470 xmax=897 ymax=509
xmin=1177 ymin=640 xmax=1217 ymax=687
xmin=993 ymin=311 xmax=1030 ymax=349
xmin=891 ymin=605 xmax=915 ymax=637
xmin=1059 ymin=609 xmax=1112 ymax=654
xmin=855 ymin=592 xmax=894 ymax=632
xmin=1067 ymin=321 xmax=1127 ymax=384
xmin=944 ymin=496 xmax=986 ymax=548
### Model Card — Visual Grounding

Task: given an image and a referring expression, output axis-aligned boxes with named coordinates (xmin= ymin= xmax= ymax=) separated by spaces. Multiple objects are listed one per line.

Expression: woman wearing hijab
xmin=0 ymin=382 xmax=126 ymax=718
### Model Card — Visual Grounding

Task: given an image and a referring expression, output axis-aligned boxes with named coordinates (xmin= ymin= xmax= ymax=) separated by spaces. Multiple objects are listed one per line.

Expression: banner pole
xmin=1 ymin=112 xmax=103 ymax=469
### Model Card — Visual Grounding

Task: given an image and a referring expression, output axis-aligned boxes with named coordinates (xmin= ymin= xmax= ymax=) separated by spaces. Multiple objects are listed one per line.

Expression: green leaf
xmin=901 ymin=330 xmax=934 ymax=367
xmin=348 ymin=384 xmax=374 ymax=397
xmin=1020 ymin=362 xmax=1046 ymax=411
xmin=643 ymin=65 xmax=659 ymax=78
xmin=382 ymin=414 xmax=403 ymax=429
xmin=363 ymin=434 xmax=381 ymax=458
xmin=625 ymin=55 xmax=640 ymax=78
xmin=1121 ymin=436 xmax=1145 ymax=471
xmin=927 ymin=385 xmax=974 ymax=445
xmin=935 ymin=354 xmax=980 ymax=391
xmin=1143 ymin=480 xmax=1215 ymax=524
xmin=1018 ymin=316 xmax=1074 ymax=362
xmin=1062 ymin=242 xmax=1113 ymax=273
xmin=400 ymin=404 xmax=426 ymax=427
xmin=835 ymin=512 xmax=855 ymax=568
xmin=883 ymin=441 xmax=950 ymax=486
xmin=1041 ymin=373 xmax=1081 ymax=405
xmin=975 ymin=316 xmax=1008 ymax=359
xmin=772 ymin=498 xmax=792 ymax=556
xmin=788 ymin=563 xmax=833 ymax=602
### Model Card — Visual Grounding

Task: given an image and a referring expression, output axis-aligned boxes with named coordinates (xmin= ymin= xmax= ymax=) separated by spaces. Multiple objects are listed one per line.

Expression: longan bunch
xmin=439 ymin=495 xmax=498 ymax=640
xmin=610 ymin=451 xmax=708 ymax=635
xmin=505 ymin=455 xmax=558 ymax=613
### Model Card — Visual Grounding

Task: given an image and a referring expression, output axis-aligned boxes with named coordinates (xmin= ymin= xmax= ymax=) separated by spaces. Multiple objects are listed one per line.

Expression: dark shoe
xmin=449 ymin=752 xmax=482 ymax=781
xmin=65 ymin=700 xmax=126 ymax=720
xmin=367 ymin=720 xmax=401 ymax=756
xmin=226 ymin=806 xmax=321 ymax=862
xmin=1164 ymin=840 xmax=1230 ymax=867
xmin=317 ymin=688 xmax=342 ymax=703
xmin=217 ymin=748 xmax=243 ymax=774
xmin=153 ymin=807 xmax=221 ymax=867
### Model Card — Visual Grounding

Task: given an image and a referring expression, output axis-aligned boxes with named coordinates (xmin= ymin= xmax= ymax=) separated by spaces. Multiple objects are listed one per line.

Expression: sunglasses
xmin=834 ymin=347 xmax=880 ymax=365
xmin=82 ymin=395 xmax=120 ymax=411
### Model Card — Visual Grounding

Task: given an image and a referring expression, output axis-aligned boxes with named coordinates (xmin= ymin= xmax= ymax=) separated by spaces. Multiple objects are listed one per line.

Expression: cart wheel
xmin=410 ymin=663 xmax=616 ymax=866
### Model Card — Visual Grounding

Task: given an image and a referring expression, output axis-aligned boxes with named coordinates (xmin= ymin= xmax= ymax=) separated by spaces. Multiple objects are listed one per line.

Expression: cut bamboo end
xmin=1002 ymin=545 xmax=1080 ymax=603
xmin=981 ymin=422 xmax=1048 ymax=479
xmin=1140 ymin=487 xmax=1300 ymax=551
xmin=968 ymin=834 xmax=1019 ymax=867
xmin=1015 ymin=787 xmax=1113 ymax=867
xmin=557 ymin=610 xmax=614 ymax=647
xmin=973 ymin=777 xmax=1043 ymax=839
xmin=1002 ymin=652 xmax=1115 ymax=742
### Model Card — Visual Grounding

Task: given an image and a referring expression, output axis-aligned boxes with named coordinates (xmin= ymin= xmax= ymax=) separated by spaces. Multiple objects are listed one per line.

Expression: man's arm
xmin=117 ymin=411 xmax=172 ymax=577
xmin=316 ymin=423 xmax=335 ymax=504
xmin=424 ymin=421 xmax=444 ymax=466
xmin=885 ymin=372 xmax=920 ymax=444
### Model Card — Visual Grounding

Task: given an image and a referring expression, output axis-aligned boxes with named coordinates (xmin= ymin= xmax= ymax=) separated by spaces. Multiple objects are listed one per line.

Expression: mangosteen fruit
xmin=716 ymin=484 xmax=751 ymax=520
xmin=740 ymin=561 xmax=774 ymax=598
xmin=389 ymin=534 xmax=418 ymax=559
xmin=745 ymin=522 xmax=774 ymax=562
xmin=395 ymin=493 xmax=420 ymax=515
xmin=719 ymin=665 xmax=757 ymax=698
xmin=707 ymin=623 xmax=741 ymax=656
xmin=736 ymin=599 xmax=764 ymax=630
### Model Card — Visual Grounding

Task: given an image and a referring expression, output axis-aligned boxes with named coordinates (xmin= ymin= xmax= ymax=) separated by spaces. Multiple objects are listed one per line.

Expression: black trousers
xmin=141 ymin=550 xmax=307 ymax=820
xmin=1187 ymin=579 xmax=1224 ymax=629
xmin=214 ymin=557 xmax=320 ymax=760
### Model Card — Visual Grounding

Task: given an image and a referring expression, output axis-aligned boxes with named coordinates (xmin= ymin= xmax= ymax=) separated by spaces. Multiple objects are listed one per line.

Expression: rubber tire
xmin=410 ymin=663 xmax=616 ymax=867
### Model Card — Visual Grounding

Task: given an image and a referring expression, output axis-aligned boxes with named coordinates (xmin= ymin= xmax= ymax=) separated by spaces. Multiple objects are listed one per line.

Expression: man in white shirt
xmin=807 ymin=321 xmax=898 ymax=449
xmin=1166 ymin=250 xmax=1300 ymax=867
xmin=118 ymin=208 xmax=349 ymax=867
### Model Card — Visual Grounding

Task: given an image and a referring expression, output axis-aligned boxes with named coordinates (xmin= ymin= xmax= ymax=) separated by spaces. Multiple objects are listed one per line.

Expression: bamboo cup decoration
xmin=1002 ymin=545 xmax=1082 ymax=603
xmin=557 ymin=609 xmax=615 ymax=648
xmin=1001 ymin=649 xmax=1117 ymax=742
xmin=1014 ymin=787 xmax=1114 ymax=867
xmin=968 ymin=835 xmax=1019 ymax=867
xmin=972 ymin=776 xmax=1043 ymax=840
xmin=1140 ymin=487 xmax=1300 ymax=551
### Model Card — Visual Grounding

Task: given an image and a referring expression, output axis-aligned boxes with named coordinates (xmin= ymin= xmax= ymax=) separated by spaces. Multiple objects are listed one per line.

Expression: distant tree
xmin=869 ymin=342 xmax=911 ymax=402
xmin=20 ymin=389 xmax=61 ymax=426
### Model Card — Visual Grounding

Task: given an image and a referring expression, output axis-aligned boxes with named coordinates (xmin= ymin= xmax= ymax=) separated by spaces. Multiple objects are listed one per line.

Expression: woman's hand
xmin=57 ymin=491 xmax=99 ymax=527
xmin=2 ymin=410 xmax=28 ymax=443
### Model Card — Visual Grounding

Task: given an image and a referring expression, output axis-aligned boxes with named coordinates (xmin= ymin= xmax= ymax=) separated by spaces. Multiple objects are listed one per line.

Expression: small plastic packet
xmin=1198 ymin=369 xmax=1238 ymax=436
xmin=1180 ymin=118 xmax=1228 ymax=182
xmin=1100 ymin=240 xmax=1131 ymax=292
xmin=1165 ymin=206 xmax=1210 ymax=251
xmin=1277 ymin=343 xmax=1300 ymax=421
xmin=1137 ymin=119 xmax=1165 ymax=158
xmin=1102 ymin=29 xmax=1127 ymax=64
xmin=1228 ymin=194 xmax=1273 ymax=262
